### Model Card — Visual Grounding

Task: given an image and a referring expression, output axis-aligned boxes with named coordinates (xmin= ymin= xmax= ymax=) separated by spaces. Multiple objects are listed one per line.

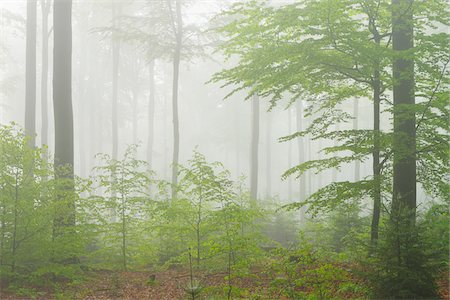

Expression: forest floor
xmin=1 ymin=268 xmax=448 ymax=299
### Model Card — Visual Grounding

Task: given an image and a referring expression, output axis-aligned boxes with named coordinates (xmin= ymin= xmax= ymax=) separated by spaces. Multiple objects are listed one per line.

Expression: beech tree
xmin=212 ymin=0 xmax=449 ymax=248
xmin=250 ymin=94 xmax=259 ymax=200
xmin=53 ymin=0 xmax=75 ymax=229
xmin=40 ymin=0 xmax=51 ymax=154
xmin=25 ymin=0 xmax=37 ymax=148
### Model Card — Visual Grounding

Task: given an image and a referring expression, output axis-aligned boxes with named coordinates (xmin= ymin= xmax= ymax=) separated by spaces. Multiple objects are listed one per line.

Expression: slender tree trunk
xmin=41 ymin=0 xmax=50 ymax=151
xmin=147 ymin=60 xmax=155 ymax=168
xmin=370 ymin=39 xmax=382 ymax=249
xmin=132 ymin=88 xmax=138 ymax=146
xmin=53 ymin=0 xmax=74 ymax=225
xmin=353 ymin=98 xmax=360 ymax=181
xmin=287 ymin=108 xmax=293 ymax=201
xmin=112 ymin=5 xmax=120 ymax=160
xmin=265 ymin=110 xmax=272 ymax=199
xmin=171 ymin=0 xmax=182 ymax=201
xmin=121 ymin=193 xmax=127 ymax=271
xmin=25 ymin=0 xmax=37 ymax=148
xmin=250 ymin=94 xmax=260 ymax=200
xmin=78 ymin=19 xmax=88 ymax=178
xmin=296 ymin=101 xmax=306 ymax=201
xmin=234 ymin=106 xmax=241 ymax=177
xmin=332 ymin=123 xmax=340 ymax=182
xmin=11 ymin=173 xmax=19 ymax=272
xmin=392 ymin=0 xmax=416 ymax=220
xmin=307 ymin=117 xmax=312 ymax=195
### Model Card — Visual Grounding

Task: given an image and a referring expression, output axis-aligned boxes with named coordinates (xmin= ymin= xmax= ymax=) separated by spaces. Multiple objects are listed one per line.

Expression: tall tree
xmin=53 ymin=0 xmax=74 ymax=221
xmin=250 ymin=94 xmax=259 ymax=200
xmin=391 ymin=0 xmax=416 ymax=219
xmin=147 ymin=59 xmax=155 ymax=169
xmin=25 ymin=0 xmax=37 ymax=148
xmin=265 ymin=109 xmax=271 ymax=198
xmin=287 ymin=107 xmax=293 ymax=201
xmin=212 ymin=0 xmax=391 ymax=246
xmin=296 ymin=101 xmax=306 ymax=202
xmin=352 ymin=98 xmax=360 ymax=181
xmin=40 ymin=0 xmax=50 ymax=151
xmin=112 ymin=4 xmax=121 ymax=160
xmin=170 ymin=0 xmax=183 ymax=201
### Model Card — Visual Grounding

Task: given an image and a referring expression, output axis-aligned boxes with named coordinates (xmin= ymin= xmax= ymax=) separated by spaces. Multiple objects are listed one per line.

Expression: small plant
xmin=186 ymin=248 xmax=203 ymax=300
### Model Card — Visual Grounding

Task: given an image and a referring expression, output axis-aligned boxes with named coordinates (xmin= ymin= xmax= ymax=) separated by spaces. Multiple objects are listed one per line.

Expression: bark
xmin=25 ymin=0 xmax=37 ymax=148
xmin=353 ymin=98 xmax=361 ymax=181
xmin=78 ymin=18 xmax=88 ymax=178
xmin=370 ymin=63 xmax=382 ymax=247
xmin=234 ymin=106 xmax=241 ymax=176
xmin=147 ymin=60 xmax=155 ymax=168
xmin=171 ymin=0 xmax=182 ymax=201
xmin=296 ymin=101 xmax=306 ymax=201
xmin=332 ymin=123 xmax=340 ymax=183
xmin=112 ymin=5 xmax=120 ymax=160
xmin=53 ymin=0 xmax=74 ymax=225
xmin=40 ymin=0 xmax=50 ymax=150
xmin=265 ymin=111 xmax=272 ymax=198
xmin=391 ymin=0 xmax=416 ymax=219
xmin=250 ymin=94 xmax=260 ymax=200
xmin=287 ymin=108 xmax=293 ymax=201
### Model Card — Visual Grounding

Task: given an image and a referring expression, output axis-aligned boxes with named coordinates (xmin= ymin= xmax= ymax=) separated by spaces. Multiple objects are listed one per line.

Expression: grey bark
xmin=25 ymin=0 xmax=37 ymax=148
xmin=171 ymin=0 xmax=182 ymax=201
xmin=392 ymin=0 xmax=416 ymax=219
xmin=250 ymin=94 xmax=260 ymax=200
xmin=147 ymin=60 xmax=155 ymax=169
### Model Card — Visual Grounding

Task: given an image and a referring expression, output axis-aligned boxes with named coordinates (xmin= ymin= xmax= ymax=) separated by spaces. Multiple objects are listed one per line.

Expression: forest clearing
xmin=0 ymin=0 xmax=448 ymax=299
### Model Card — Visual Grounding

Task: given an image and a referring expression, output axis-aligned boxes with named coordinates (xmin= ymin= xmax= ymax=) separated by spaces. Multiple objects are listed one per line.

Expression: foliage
xmin=211 ymin=0 xmax=449 ymax=213
xmin=0 ymin=124 xmax=87 ymax=284
xmin=372 ymin=206 xmax=440 ymax=299
xmin=266 ymin=238 xmax=368 ymax=300
xmin=88 ymin=145 xmax=154 ymax=270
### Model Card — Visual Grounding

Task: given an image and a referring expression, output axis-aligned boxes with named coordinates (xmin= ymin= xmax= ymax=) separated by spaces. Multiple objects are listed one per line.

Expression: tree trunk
xmin=392 ymin=0 xmax=416 ymax=220
xmin=147 ymin=60 xmax=155 ymax=168
xmin=353 ymin=98 xmax=360 ymax=181
xmin=112 ymin=5 xmax=120 ymax=160
xmin=287 ymin=108 xmax=293 ymax=201
xmin=265 ymin=110 xmax=272 ymax=199
xmin=53 ymin=0 xmax=74 ymax=223
xmin=40 ymin=0 xmax=50 ymax=151
xmin=250 ymin=94 xmax=260 ymax=200
xmin=25 ymin=0 xmax=37 ymax=148
xmin=78 ymin=18 xmax=88 ymax=178
xmin=370 ymin=33 xmax=382 ymax=249
xmin=332 ymin=123 xmax=340 ymax=182
xmin=296 ymin=101 xmax=306 ymax=201
xmin=234 ymin=106 xmax=241 ymax=177
xmin=171 ymin=0 xmax=182 ymax=201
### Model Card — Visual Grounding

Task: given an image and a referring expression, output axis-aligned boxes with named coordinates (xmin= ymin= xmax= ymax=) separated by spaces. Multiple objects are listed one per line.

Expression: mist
xmin=0 ymin=0 xmax=448 ymax=299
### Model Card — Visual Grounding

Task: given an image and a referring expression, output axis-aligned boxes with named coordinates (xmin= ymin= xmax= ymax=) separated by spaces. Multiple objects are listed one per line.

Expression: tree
xmin=377 ymin=0 xmax=437 ymax=297
xmin=108 ymin=0 xmax=204 ymax=199
xmin=40 ymin=0 xmax=51 ymax=154
xmin=250 ymin=94 xmax=259 ymax=200
xmin=147 ymin=59 xmax=155 ymax=169
xmin=94 ymin=145 xmax=152 ymax=270
xmin=170 ymin=0 xmax=183 ymax=201
xmin=111 ymin=4 xmax=121 ymax=161
xmin=53 ymin=0 xmax=75 ymax=228
xmin=265 ymin=108 xmax=271 ymax=199
xmin=391 ymin=0 xmax=416 ymax=220
xmin=25 ymin=0 xmax=37 ymax=148
xmin=211 ymin=0 xmax=449 ymax=249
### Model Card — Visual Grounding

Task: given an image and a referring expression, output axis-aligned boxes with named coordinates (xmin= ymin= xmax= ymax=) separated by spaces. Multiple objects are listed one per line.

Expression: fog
xmin=0 ymin=1 xmax=447 ymax=298
xmin=0 ymin=0 xmax=385 ymax=205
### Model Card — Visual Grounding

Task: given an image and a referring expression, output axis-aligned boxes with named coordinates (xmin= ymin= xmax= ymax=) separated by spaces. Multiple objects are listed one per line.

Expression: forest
xmin=0 ymin=0 xmax=448 ymax=299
